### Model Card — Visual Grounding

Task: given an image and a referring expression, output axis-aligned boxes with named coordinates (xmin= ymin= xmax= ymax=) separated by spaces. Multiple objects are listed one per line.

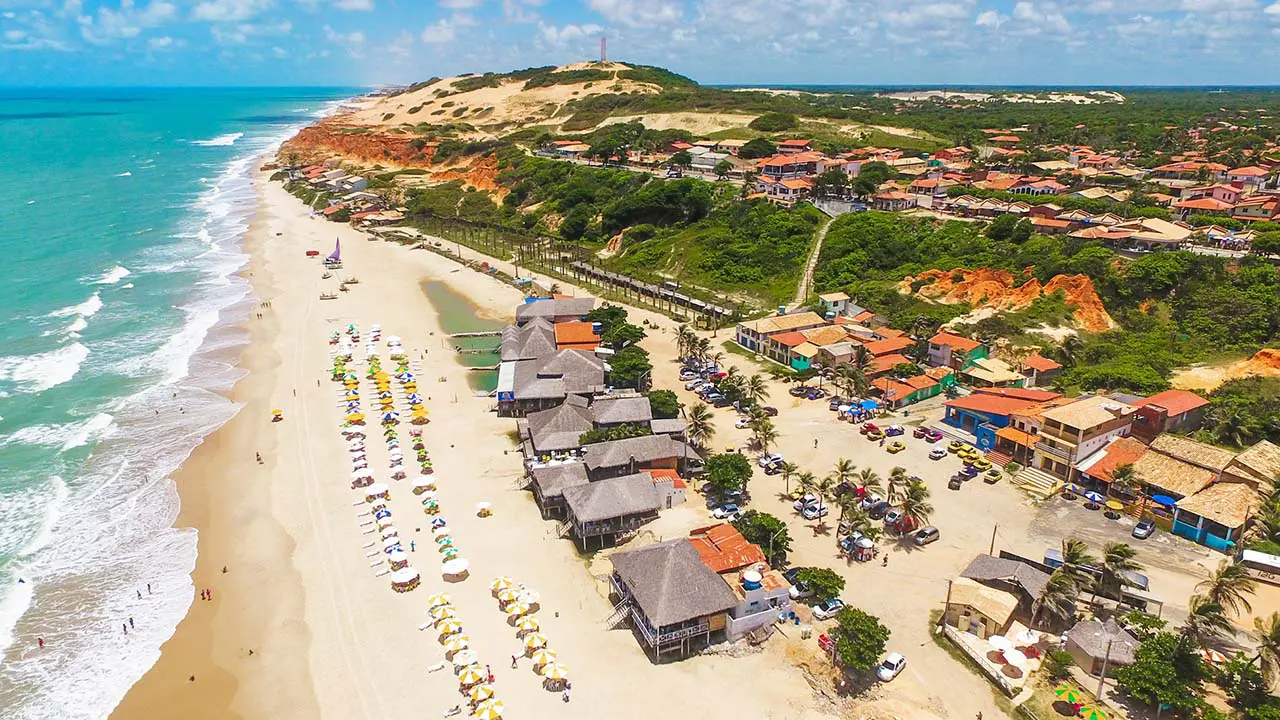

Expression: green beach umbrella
xmin=1078 ymin=706 xmax=1107 ymax=720
xmin=1054 ymin=685 xmax=1081 ymax=705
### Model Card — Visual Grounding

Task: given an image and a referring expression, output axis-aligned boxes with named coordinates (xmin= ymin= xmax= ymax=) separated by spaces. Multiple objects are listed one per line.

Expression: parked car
xmin=711 ymin=396 xmax=732 ymax=408
xmin=913 ymin=526 xmax=940 ymax=546
xmin=759 ymin=453 xmax=784 ymax=467
xmin=866 ymin=429 xmax=885 ymax=441
xmin=789 ymin=386 xmax=809 ymax=397
xmin=793 ymin=493 xmax=819 ymax=511
xmin=679 ymin=371 xmax=698 ymax=381
xmin=812 ymin=598 xmax=846 ymax=621
xmin=984 ymin=469 xmax=1002 ymax=483
xmin=859 ymin=494 xmax=884 ymax=511
xmin=712 ymin=503 xmax=742 ymax=521
xmin=761 ymin=406 xmax=779 ymax=417
xmin=877 ymin=652 xmax=907 ymax=682
xmin=762 ymin=462 xmax=782 ymax=476
xmin=829 ymin=397 xmax=844 ymax=411
xmin=925 ymin=429 xmax=944 ymax=443
xmin=971 ymin=458 xmax=992 ymax=471
xmin=929 ymin=448 xmax=948 ymax=460
xmin=867 ymin=501 xmax=891 ymax=520
xmin=948 ymin=476 xmax=964 ymax=490
xmin=947 ymin=440 xmax=965 ymax=453
xmin=1132 ymin=519 xmax=1156 ymax=539
xmin=861 ymin=422 xmax=880 ymax=434
xmin=801 ymin=503 xmax=829 ymax=520
xmin=913 ymin=426 xmax=928 ymax=438
xmin=959 ymin=465 xmax=979 ymax=478
xmin=884 ymin=425 xmax=905 ymax=437
xmin=684 ymin=379 xmax=704 ymax=391
xmin=884 ymin=508 xmax=904 ymax=526
xmin=705 ymin=495 xmax=721 ymax=509
xmin=734 ymin=417 xmax=751 ymax=429
xmin=782 ymin=567 xmax=805 ymax=585
xmin=886 ymin=441 xmax=906 ymax=454
xmin=805 ymin=387 xmax=826 ymax=400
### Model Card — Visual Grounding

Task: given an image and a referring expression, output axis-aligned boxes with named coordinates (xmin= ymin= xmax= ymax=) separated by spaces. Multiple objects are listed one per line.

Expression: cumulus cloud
xmin=587 ymin=0 xmax=681 ymax=27
xmin=323 ymin=23 xmax=365 ymax=56
xmin=81 ymin=0 xmax=177 ymax=43
xmin=191 ymin=0 xmax=270 ymax=22
xmin=420 ymin=18 xmax=455 ymax=44
xmin=537 ymin=20 xmax=602 ymax=47
xmin=439 ymin=0 xmax=483 ymax=8
xmin=975 ymin=10 xmax=1005 ymax=26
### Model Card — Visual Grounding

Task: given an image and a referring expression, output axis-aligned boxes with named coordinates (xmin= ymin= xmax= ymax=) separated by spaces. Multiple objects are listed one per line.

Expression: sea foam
xmin=92 ymin=266 xmax=132 ymax=285
xmin=0 ymin=342 xmax=89 ymax=393
xmin=49 ymin=291 xmax=103 ymax=319
xmin=190 ymin=132 xmax=243 ymax=147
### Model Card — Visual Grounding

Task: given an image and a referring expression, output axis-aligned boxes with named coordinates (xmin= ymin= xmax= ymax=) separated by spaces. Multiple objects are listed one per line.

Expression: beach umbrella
xmin=1002 ymin=648 xmax=1028 ymax=667
xmin=496 ymin=588 xmax=520 ymax=604
xmin=456 ymin=666 xmax=485 ymax=686
xmin=376 ymin=518 xmax=394 ymax=530
xmin=441 ymin=547 xmax=459 ymax=559
xmin=382 ymin=537 xmax=402 ymax=550
xmin=1105 ymin=500 xmax=1125 ymax=511
xmin=1078 ymin=707 xmax=1107 ymax=720
xmin=432 ymin=526 xmax=450 ymax=538
xmin=437 ymin=538 xmax=454 ymax=550
xmin=517 ymin=589 xmax=540 ymax=605
xmin=435 ymin=618 xmax=463 ymax=636
xmin=539 ymin=662 xmax=568 ymax=680
xmin=516 ymin=617 xmax=540 ymax=633
xmin=988 ymin=635 xmax=1012 ymax=652
xmin=1083 ymin=491 xmax=1106 ymax=504
xmin=451 ymin=649 xmax=478 ymax=667
xmin=442 ymin=635 xmax=470 ymax=653
xmin=473 ymin=701 xmax=504 ymax=720
xmin=1015 ymin=629 xmax=1040 ymax=646
xmin=1151 ymin=494 xmax=1177 ymax=507
xmin=490 ymin=577 xmax=515 ymax=592
xmin=431 ymin=518 xmax=447 ymax=528
xmin=420 ymin=490 xmax=437 ymax=501
xmin=468 ymin=684 xmax=496 ymax=703
xmin=426 ymin=591 xmax=451 ymax=608
xmin=1054 ymin=685 xmax=1082 ymax=705
xmin=380 ymin=527 xmax=398 ymax=540
xmin=528 ymin=648 xmax=557 ymax=666
xmin=523 ymin=632 xmax=547 ymax=650
xmin=506 ymin=603 xmax=531 ymax=618
xmin=430 ymin=605 xmax=457 ymax=620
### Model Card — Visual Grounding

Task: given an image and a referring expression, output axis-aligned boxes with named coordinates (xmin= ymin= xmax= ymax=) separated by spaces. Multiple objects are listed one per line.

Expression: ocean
xmin=0 ymin=87 xmax=357 ymax=719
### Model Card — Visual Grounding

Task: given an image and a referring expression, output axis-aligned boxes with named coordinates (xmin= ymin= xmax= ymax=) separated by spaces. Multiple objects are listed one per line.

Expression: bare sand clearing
xmin=599 ymin=112 xmax=760 ymax=135
xmin=114 ymin=170 xmax=831 ymax=719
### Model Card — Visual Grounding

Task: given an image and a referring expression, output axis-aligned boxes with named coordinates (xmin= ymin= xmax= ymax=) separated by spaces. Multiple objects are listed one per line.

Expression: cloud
xmin=1265 ymin=0 xmax=1280 ymax=12
xmin=537 ymin=20 xmax=602 ymax=47
xmin=420 ymin=18 xmax=455 ymax=43
xmin=271 ymin=44 xmax=287 ymax=57
xmin=4 ymin=28 xmax=27 ymax=41
xmin=385 ymin=29 xmax=413 ymax=59
xmin=587 ymin=0 xmax=681 ymax=27
xmin=81 ymin=0 xmax=177 ymax=43
xmin=335 ymin=0 xmax=373 ymax=8
xmin=975 ymin=10 xmax=1005 ymax=26
xmin=211 ymin=19 xmax=290 ymax=43
xmin=439 ymin=0 xmax=482 ymax=8
xmin=191 ymin=0 xmax=270 ymax=22
xmin=502 ymin=0 xmax=542 ymax=22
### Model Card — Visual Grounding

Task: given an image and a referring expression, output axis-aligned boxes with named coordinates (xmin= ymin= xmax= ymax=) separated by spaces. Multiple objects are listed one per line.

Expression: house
xmin=929 ymin=332 xmax=987 ymax=371
xmin=514 ymin=297 xmax=596 ymax=326
xmin=817 ymin=291 xmax=851 ymax=317
xmin=1029 ymin=217 xmax=1073 ymax=234
xmin=590 ymin=394 xmax=654 ymax=429
xmin=943 ymin=578 xmax=1019 ymax=640
xmin=872 ymin=374 xmax=940 ymax=408
xmin=608 ymin=539 xmax=740 ymax=659
xmin=689 ymin=523 xmax=766 ymax=573
xmin=958 ymin=357 xmax=1027 ymax=389
xmin=497 ymin=349 xmax=606 ymax=417
xmin=868 ymin=353 xmax=913 ymax=376
xmin=757 ymin=152 xmax=825 ymax=179
xmin=1233 ymin=195 xmax=1279 ymax=223
xmin=1010 ymin=179 xmax=1068 ymax=196
xmin=864 ymin=336 xmax=916 ymax=358
xmin=872 ymin=191 xmax=916 ymax=211
xmin=553 ymin=321 xmax=601 ymax=351
xmin=1106 ymin=217 xmax=1192 ymax=251
xmin=1028 ymin=204 xmax=1063 ymax=219
xmin=1021 ymin=354 xmax=1062 ymax=387
xmin=1065 ymin=618 xmax=1138 ymax=676
xmin=691 ymin=150 xmax=730 ymax=173
xmin=1073 ymin=435 xmax=1149 ymax=489
xmin=520 ymin=396 xmax=594 ymax=456
xmin=735 ymin=311 xmax=827 ymax=359
xmin=581 ymin=434 xmax=694 ymax=480
xmin=529 ymin=462 xmax=589 ymax=519
xmin=500 ymin=318 xmax=558 ymax=361
xmin=1174 ymin=196 xmax=1235 ymax=220
xmin=777 ymin=139 xmax=813 ymax=154
xmin=959 ymin=554 xmax=1050 ymax=615
xmin=647 ymin=468 xmax=688 ymax=509
xmin=1033 ymin=396 xmax=1136 ymax=481
xmin=1225 ymin=166 xmax=1271 ymax=189
xmin=756 ymin=176 xmax=813 ymax=205
xmin=992 ymin=394 xmax=1075 ymax=464
xmin=943 ymin=393 xmax=1044 ymax=446
xmin=1130 ymin=389 xmax=1209 ymax=442
xmin=563 ymin=472 xmax=662 ymax=550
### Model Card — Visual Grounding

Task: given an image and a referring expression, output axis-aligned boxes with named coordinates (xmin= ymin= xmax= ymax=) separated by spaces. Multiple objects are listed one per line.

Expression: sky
xmin=2 ymin=0 xmax=1280 ymax=87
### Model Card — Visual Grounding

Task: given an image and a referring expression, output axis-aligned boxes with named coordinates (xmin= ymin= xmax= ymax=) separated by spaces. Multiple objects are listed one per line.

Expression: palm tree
xmin=899 ymin=478 xmax=933 ymax=528
xmin=831 ymin=458 xmax=857 ymax=488
xmin=752 ymin=418 xmax=778 ymax=454
xmin=838 ymin=494 xmax=866 ymax=528
xmin=1183 ymin=595 xmax=1234 ymax=645
xmin=857 ymin=468 xmax=883 ymax=497
xmin=1059 ymin=538 xmax=1100 ymax=589
xmin=1252 ymin=613 xmax=1280 ymax=684
xmin=1035 ymin=570 xmax=1080 ymax=626
xmin=808 ymin=474 xmax=836 ymax=531
xmin=686 ymin=403 xmax=715 ymax=449
xmin=1197 ymin=560 xmax=1257 ymax=617
xmin=676 ymin=324 xmax=695 ymax=359
xmin=886 ymin=467 xmax=909 ymax=504
xmin=709 ymin=350 xmax=725 ymax=369
xmin=778 ymin=461 xmax=799 ymax=495
xmin=1099 ymin=542 xmax=1143 ymax=600
xmin=745 ymin=374 xmax=769 ymax=408
xmin=695 ymin=337 xmax=711 ymax=361
xmin=1108 ymin=463 xmax=1140 ymax=499
xmin=795 ymin=470 xmax=817 ymax=497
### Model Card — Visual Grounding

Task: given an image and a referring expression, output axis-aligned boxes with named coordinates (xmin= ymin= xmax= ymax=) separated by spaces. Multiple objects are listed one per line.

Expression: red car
xmin=913 ymin=427 xmax=928 ymax=439
xmin=861 ymin=422 xmax=880 ymax=435
xmin=925 ymin=429 xmax=944 ymax=443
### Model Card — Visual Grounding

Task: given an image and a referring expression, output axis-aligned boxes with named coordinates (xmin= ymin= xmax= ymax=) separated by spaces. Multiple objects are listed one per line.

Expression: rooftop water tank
xmin=741 ymin=570 xmax=763 ymax=591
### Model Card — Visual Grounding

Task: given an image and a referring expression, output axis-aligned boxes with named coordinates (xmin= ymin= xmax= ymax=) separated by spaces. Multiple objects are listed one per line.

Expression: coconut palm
xmin=1099 ymin=542 xmax=1144 ymax=600
xmin=746 ymin=374 xmax=769 ymax=408
xmin=831 ymin=458 xmax=857 ymax=488
xmin=856 ymin=467 xmax=882 ymax=497
xmin=886 ymin=467 xmax=909 ymax=504
xmin=676 ymin=324 xmax=695 ymax=359
xmin=1060 ymin=538 xmax=1100 ymax=590
xmin=808 ymin=474 xmax=836 ymax=530
xmin=752 ymin=418 xmax=778 ymax=454
xmin=1108 ymin=463 xmax=1140 ymax=498
xmin=1035 ymin=570 xmax=1080 ymax=626
xmin=795 ymin=471 xmax=817 ymax=497
xmin=838 ymin=495 xmax=866 ymax=528
xmin=899 ymin=478 xmax=933 ymax=528
xmin=778 ymin=461 xmax=799 ymax=495
xmin=709 ymin=350 xmax=725 ymax=369
xmin=1197 ymin=560 xmax=1257 ymax=617
xmin=1252 ymin=612 xmax=1280 ymax=684
xmin=686 ymin=403 xmax=716 ymax=449
xmin=1183 ymin=595 xmax=1234 ymax=644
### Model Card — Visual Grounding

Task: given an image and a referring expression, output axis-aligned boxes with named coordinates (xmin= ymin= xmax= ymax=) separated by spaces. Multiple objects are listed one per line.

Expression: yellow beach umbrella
xmin=473 ymin=702 xmax=504 ymax=720
xmin=346 ymin=413 xmax=365 ymax=422
xmin=528 ymin=648 xmax=557 ymax=666
xmin=456 ymin=666 xmax=485 ymax=686
xmin=426 ymin=591 xmax=451 ymax=608
xmin=443 ymin=635 xmax=470 ymax=653
xmin=515 ymin=616 xmax=540 ymax=633
xmin=505 ymin=602 xmax=531 ymax=618
xmin=540 ymin=661 xmax=569 ymax=680
xmin=434 ymin=618 xmax=463 ymax=636
xmin=523 ymin=632 xmax=548 ymax=650
xmin=429 ymin=604 xmax=456 ymax=620
xmin=489 ymin=577 xmax=515 ymax=592
xmin=468 ymin=684 xmax=495 ymax=703
xmin=496 ymin=588 xmax=520 ymax=604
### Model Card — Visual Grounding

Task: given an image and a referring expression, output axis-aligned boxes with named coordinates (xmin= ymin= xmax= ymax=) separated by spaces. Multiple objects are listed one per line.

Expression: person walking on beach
xmin=207 ymin=588 xmax=213 ymax=601
xmin=122 ymin=623 xmax=128 ymax=636
xmin=562 ymin=688 xmax=570 ymax=703
xmin=129 ymin=617 xmax=135 ymax=630
xmin=37 ymin=638 xmax=43 ymax=649
xmin=147 ymin=583 xmax=151 ymax=594
xmin=511 ymin=655 xmax=518 ymax=669
xmin=486 ymin=664 xmax=493 ymax=683
xmin=410 ymin=540 xmax=416 ymax=552
xmin=137 ymin=590 xmax=142 ymax=600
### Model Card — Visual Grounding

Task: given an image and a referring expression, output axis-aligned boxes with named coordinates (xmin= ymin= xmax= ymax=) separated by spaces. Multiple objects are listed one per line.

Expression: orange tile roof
xmin=1141 ymin=389 xmax=1209 ymax=417
xmin=770 ymin=331 xmax=809 ymax=348
xmin=1023 ymin=354 xmax=1062 ymax=372
xmin=990 ymin=135 xmax=1022 ymax=143
xmin=1228 ymin=166 xmax=1268 ymax=176
xmin=869 ymin=353 xmax=911 ymax=374
xmin=1031 ymin=217 xmax=1073 ymax=228
xmin=973 ymin=387 xmax=1062 ymax=402
xmin=904 ymin=374 xmax=938 ymax=390
xmin=778 ymin=139 xmax=811 ymax=147
xmin=780 ymin=178 xmax=813 ymax=190
xmin=1175 ymin=197 xmax=1235 ymax=211
xmin=1084 ymin=436 xmax=1149 ymax=483
xmin=929 ymin=332 xmax=982 ymax=353
xmin=554 ymin=321 xmax=599 ymax=349
xmin=876 ymin=328 xmax=906 ymax=339
xmin=872 ymin=376 xmax=915 ymax=400
xmin=996 ymin=426 xmax=1036 ymax=447
xmin=945 ymin=394 xmax=1041 ymax=417
xmin=648 ymin=468 xmax=687 ymax=489
xmin=852 ymin=310 xmax=877 ymax=323
xmin=864 ymin=336 xmax=914 ymax=356
xmin=689 ymin=524 xmax=766 ymax=574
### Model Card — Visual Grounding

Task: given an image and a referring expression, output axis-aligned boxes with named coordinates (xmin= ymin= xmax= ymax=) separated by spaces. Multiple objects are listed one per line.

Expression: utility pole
xmin=989 ymin=524 xmax=998 ymax=555
xmin=1096 ymin=636 xmax=1114 ymax=702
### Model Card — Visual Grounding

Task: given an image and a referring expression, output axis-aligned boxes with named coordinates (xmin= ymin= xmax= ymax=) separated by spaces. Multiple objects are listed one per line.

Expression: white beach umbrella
xmin=517 ymin=589 xmax=540 ymax=605
xmin=383 ymin=537 xmax=403 ymax=550
xmin=489 ymin=577 xmax=515 ymax=592
xmin=451 ymin=649 xmax=478 ymax=667
xmin=1015 ymin=629 xmax=1040 ymax=646
xmin=522 ymin=633 xmax=547 ymax=650
xmin=387 ymin=549 xmax=408 ymax=564
xmin=429 ymin=605 xmax=457 ymax=620
xmin=380 ymin=527 xmax=398 ymax=539
xmin=443 ymin=635 xmax=470 ymax=653
xmin=539 ymin=661 xmax=568 ymax=680
xmin=988 ymin=635 xmax=1013 ymax=652
xmin=376 ymin=518 xmax=395 ymax=530
xmin=432 ymin=526 xmax=450 ymax=538
xmin=441 ymin=558 xmax=469 ymax=576
xmin=1002 ymin=648 xmax=1028 ymax=667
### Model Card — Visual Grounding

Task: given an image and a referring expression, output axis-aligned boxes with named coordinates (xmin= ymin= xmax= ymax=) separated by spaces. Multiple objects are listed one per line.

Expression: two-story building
xmin=688 ymin=524 xmax=791 ymax=641
xmin=1130 ymin=389 xmax=1209 ymax=442
xmin=735 ymin=312 xmax=827 ymax=361
xmin=1034 ymin=396 xmax=1136 ymax=481
xmin=582 ymin=434 xmax=694 ymax=481
xmin=563 ymin=472 xmax=662 ymax=550
xmin=928 ymin=332 xmax=987 ymax=372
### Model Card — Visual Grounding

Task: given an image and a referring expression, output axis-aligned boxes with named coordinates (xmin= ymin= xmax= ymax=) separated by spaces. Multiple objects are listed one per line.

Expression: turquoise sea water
xmin=0 ymin=87 xmax=356 ymax=719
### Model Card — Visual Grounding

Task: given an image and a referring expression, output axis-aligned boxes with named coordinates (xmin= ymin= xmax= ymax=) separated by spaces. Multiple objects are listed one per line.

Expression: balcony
xmin=1035 ymin=441 xmax=1072 ymax=461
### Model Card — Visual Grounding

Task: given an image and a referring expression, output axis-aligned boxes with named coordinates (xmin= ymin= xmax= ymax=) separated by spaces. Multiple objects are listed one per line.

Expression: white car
xmin=812 ymin=598 xmax=845 ymax=620
xmin=758 ymin=453 xmax=783 ymax=468
xmin=801 ymin=503 xmax=829 ymax=520
xmin=859 ymin=493 xmax=884 ymax=511
xmin=793 ymin=493 xmax=818 ymax=511
xmin=928 ymin=448 xmax=947 ymax=460
xmin=684 ymin=379 xmax=705 ymax=391
xmin=711 ymin=504 xmax=742 ymax=521
xmin=877 ymin=652 xmax=906 ymax=682
xmin=735 ymin=417 xmax=751 ymax=429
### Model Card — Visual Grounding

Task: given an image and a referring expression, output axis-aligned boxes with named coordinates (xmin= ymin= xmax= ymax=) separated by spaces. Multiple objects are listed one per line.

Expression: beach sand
xmin=114 ymin=168 xmax=832 ymax=720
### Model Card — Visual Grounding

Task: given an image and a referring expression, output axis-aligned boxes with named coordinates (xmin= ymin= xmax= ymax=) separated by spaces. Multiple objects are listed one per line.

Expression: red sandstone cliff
xmin=897 ymin=267 xmax=1115 ymax=332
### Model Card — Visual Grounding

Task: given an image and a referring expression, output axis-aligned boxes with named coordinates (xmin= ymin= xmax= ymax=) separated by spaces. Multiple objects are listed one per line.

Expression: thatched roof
xmin=591 ymin=395 xmax=653 ymax=425
xmin=948 ymin=578 xmax=1018 ymax=627
xmin=526 ymin=397 xmax=593 ymax=452
xmin=610 ymin=539 xmax=738 ymax=627
xmin=1150 ymin=434 xmax=1236 ymax=472
xmin=1227 ymin=440 xmax=1280 ymax=494
xmin=515 ymin=298 xmax=596 ymax=324
xmin=1133 ymin=450 xmax=1216 ymax=499
xmin=961 ymin=554 xmax=1051 ymax=602
xmin=1066 ymin=618 xmax=1137 ymax=665
xmin=563 ymin=472 xmax=661 ymax=523
xmin=530 ymin=463 xmax=589 ymax=501
xmin=1176 ymin=481 xmax=1262 ymax=529
xmin=582 ymin=434 xmax=691 ymax=472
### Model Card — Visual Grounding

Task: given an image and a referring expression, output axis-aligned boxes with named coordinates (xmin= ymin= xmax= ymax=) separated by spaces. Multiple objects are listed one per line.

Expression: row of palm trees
xmin=778 ymin=459 xmax=934 ymax=536
xmin=1035 ymin=538 xmax=1144 ymax=625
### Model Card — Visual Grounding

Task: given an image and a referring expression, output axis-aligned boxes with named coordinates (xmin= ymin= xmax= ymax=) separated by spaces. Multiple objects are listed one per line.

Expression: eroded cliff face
xmin=897 ymin=267 xmax=1115 ymax=332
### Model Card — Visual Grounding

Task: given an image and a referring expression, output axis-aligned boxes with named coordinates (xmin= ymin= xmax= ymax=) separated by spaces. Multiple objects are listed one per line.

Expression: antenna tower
xmin=600 ymin=37 xmax=607 ymax=63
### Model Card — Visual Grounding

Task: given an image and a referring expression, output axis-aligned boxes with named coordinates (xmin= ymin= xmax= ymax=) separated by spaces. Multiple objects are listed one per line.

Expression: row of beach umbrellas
xmin=490 ymin=577 xmax=568 ymax=685
xmin=426 ymin=592 xmax=506 ymax=719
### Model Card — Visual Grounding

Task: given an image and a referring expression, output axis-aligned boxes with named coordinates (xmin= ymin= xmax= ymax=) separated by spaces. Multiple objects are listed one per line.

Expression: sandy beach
xmin=114 ymin=167 xmax=833 ymax=720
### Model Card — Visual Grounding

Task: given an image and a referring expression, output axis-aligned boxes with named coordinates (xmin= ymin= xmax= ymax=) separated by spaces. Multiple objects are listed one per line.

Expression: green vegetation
xmin=1201 ymin=377 xmax=1280 ymax=448
xmin=1113 ymin=632 xmax=1205 ymax=714
xmin=703 ymin=452 xmax=754 ymax=494
xmin=795 ymin=567 xmax=846 ymax=603
xmin=731 ymin=510 xmax=791 ymax=564
xmin=647 ymin=389 xmax=681 ymax=419
xmin=578 ymin=423 xmax=651 ymax=445
xmin=522 ymin=68 xmax=612 ymax=89
xmin=749 ymin=112 xmax=799 ymax=132
xmin=830 ymin=607 xmax=890 ymax=671
xmin=738 ymin=138 xmax=777 ymax=159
